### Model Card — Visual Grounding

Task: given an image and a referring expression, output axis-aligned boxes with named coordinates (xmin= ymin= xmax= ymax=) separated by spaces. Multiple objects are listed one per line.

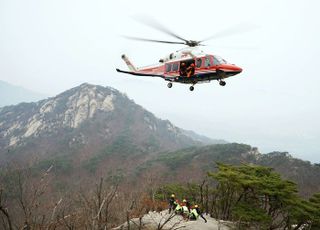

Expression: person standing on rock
xmin=181 ymin=199 xmax=190 ymax=219
xmin=189 ymin=208 xmax=199 ymax=221
xmin=186 ymin=199 xmax=192 ymax=213
xmin=194 ymin=204 xmax=207 ymax=223
xmin=175 ymin=200 xmax=183 ymax=214
xmin=168 ymin=194 xmax=177 ymax=213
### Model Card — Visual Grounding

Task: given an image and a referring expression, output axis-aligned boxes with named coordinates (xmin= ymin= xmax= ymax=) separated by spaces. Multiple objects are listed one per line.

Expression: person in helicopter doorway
xmin=179 ymin=62 xmax=187 ymax=77
xmin=186 ymin=63 xmax=195 ymax=78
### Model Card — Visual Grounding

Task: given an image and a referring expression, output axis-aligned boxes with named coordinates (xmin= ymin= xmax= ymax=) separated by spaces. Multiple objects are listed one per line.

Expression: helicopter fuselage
xmin=116 ymin=47 xmax=242 ymax=90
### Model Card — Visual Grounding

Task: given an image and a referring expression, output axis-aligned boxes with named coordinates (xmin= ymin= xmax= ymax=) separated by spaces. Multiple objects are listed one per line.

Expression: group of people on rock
xmin=168 ymin=194 xmax=207 ymax=223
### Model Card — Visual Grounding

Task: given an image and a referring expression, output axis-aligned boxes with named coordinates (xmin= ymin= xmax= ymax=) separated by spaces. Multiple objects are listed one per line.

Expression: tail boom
xmin=121 ymin=54 xmax=137 ymax=71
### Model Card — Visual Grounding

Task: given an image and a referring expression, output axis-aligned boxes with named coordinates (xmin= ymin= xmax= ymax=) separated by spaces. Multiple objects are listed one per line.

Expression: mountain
xmin=1 ymin=83 xmax=320 ymax=229
xmin=0 ymin=80 xmax=47 ymax=107
xmin=0 ymin=83 xmax=204 ymax=165
xmin=0 ymin=83 xmax=319 ymax=198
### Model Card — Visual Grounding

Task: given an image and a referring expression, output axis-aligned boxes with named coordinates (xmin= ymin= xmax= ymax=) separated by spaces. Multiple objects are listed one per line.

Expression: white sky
xmin=1 ymin=0 xmax=320 ymax=162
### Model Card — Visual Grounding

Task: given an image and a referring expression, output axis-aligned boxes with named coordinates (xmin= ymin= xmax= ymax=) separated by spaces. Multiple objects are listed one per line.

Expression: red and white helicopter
xmin=116 ymin=21 xmax=244 ymax=91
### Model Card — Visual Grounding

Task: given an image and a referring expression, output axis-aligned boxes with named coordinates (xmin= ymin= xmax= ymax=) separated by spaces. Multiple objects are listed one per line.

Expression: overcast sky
xmin=1 ymin=0 xmax=320 ymax=162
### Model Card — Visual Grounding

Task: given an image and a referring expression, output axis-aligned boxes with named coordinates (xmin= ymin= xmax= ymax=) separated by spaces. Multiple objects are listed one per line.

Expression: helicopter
xmin=116 ymin=21 xmax=244 ymax=91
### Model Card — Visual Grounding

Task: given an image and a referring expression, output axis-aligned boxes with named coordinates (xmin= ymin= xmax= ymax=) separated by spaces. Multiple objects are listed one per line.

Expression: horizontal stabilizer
xmin=116 ymin=68 xmax=165 ymax=78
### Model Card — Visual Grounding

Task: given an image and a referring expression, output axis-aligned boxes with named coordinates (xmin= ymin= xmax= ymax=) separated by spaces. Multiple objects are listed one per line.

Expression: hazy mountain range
xmin=0 ymin=80 xmax=47 ymax=107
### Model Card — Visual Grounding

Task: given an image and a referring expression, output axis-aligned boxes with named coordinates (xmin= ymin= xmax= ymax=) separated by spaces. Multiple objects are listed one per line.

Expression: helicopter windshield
xmin=213 ymin=55 xmax=227 ymax=65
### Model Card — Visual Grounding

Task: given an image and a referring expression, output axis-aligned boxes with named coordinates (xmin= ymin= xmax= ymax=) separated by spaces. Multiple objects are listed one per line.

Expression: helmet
xmin=171 ymin=194 xmax=175 ymax=198
xmin=194 ymin=204 xmax=198 ymax=208
xmin=183 ymin=199 xmax=187 ymax=203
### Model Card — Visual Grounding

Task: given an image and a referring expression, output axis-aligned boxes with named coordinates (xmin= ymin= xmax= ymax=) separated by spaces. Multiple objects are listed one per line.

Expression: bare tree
xmin=0 ymin=188 xmax=13 ymax=230
xmin=76 ymin=177 xmax=119 ymax=229
xmin=17 ymin=165 xmax=53 ymax=229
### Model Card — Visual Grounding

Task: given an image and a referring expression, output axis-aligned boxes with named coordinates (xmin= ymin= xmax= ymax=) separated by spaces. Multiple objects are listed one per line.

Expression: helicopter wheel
xmin=167 ymin=82 xmax=173 ymax=88
xmin=189 ymin=86 xmax=194 ymax=91
xmin=219 ymin=80 xmax=226 ymax=86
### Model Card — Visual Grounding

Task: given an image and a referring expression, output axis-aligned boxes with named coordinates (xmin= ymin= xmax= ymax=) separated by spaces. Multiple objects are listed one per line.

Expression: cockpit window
xmin=213 ymin=55 xmax=227 ymax=65
xmin=196 ymin=58 xmax=202 ymax=68
xmin=204 ymin=57 xmax=211 ymax=67
xmin=213 ymin=57 xmax=219 ymax=65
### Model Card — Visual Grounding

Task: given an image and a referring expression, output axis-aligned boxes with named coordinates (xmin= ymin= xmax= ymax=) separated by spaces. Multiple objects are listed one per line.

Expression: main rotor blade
xmin=133 ymin=16 xmax=189 ymax=43
xmin=123 ymin=36 xmax=185 ymax=45
xmin=200 ymin=23 xmax=259 ymax=42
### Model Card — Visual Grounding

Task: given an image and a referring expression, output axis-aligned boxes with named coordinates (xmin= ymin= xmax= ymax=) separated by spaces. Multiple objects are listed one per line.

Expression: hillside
xmin=0 ymin=84 xmax=319 ymax=197
xmin=139 ymin=144 xmax=320 ymax=197
xmin=0 ymin=80 xmax=46 ymax=107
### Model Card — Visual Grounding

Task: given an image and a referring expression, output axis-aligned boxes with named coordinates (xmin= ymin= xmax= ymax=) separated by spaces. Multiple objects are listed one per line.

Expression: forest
xmin=1 ymin=162 xmax=319 ymax=229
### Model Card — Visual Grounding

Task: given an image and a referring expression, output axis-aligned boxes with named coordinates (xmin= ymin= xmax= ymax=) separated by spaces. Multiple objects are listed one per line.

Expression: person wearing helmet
xmin=185 ymin=199 xmax=191 ymax=212
xmin=179 ymin=62 xmax=187 ymax=77
xmin=168 ymin=194 xmax=177 ymax=213
xmin=175 ymin=200 xmax=183 ymax=214
xmin=187 ymin=63 xmax=195 ymax=78
xmin=181 ymin=199 xmax=190 ymax=219
xmin=191 ymin=204 xmax=207 ymax=223
xmin=189 ymin=206 xmax=199 ymax=221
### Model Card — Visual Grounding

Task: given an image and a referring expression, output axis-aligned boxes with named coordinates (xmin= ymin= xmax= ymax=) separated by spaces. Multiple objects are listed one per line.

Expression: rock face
xmin=0 ymin=83 xmax=203 ymax=164
xmin=0 ymin=84 xmax=115 ymax=148
xmin=113 ymin=210 xmax=232 ymax=230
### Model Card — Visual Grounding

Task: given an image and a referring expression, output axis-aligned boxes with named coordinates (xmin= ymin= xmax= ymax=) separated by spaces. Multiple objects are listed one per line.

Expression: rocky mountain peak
xmin=0 ymin=83 xmax=202 ymax=157
xmin=47 ymin=83 xmax=117 ymax=128
xmin=0 ymin=84 xmax=124 ymax=147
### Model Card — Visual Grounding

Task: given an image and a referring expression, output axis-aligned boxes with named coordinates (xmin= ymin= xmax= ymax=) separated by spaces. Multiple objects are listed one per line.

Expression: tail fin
xmin=121 ymin=54 xmax=137 ymax=72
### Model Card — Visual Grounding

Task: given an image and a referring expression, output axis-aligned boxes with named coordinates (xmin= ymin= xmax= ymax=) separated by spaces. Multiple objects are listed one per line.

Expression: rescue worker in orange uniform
xmin=180 ymin=62 xmax=187 ymax=77
xmin=186 ymin=63 xmax=195 ymax=78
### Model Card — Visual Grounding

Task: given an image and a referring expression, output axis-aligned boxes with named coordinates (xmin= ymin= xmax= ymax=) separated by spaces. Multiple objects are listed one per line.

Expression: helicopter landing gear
xmin=219 ymin=80 xmax=226 ymax=86
xmin=189 ymin=86 xmax=194 ymax=91
xmin=167 ymin=82 xmax=172 ymax=88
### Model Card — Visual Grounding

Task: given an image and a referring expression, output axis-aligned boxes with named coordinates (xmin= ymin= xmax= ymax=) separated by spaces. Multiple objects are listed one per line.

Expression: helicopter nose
xmin=230 ymin=65 xmax=242 ymax=74
xmin=236 ymin=66 xmax=243 ymax=73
